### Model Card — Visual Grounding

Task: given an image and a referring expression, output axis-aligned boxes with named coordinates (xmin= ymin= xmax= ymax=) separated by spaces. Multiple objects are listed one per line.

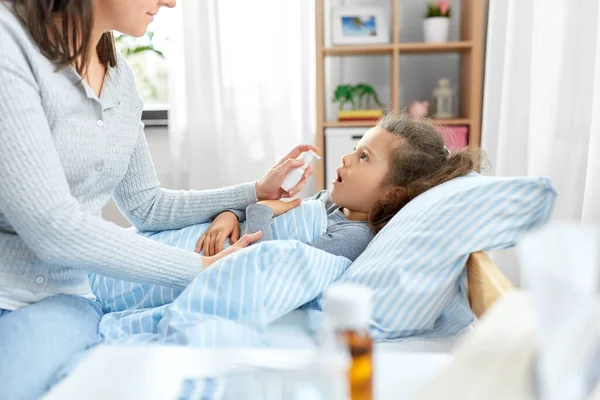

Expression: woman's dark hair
xmin=8 ymin=0 xmax=117 ymax=74
xmin=369 ymin=111 xmax=483 ymax=234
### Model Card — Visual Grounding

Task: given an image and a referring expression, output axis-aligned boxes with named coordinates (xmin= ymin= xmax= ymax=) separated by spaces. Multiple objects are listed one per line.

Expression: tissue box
xmin=435 ymin=125 xmax=468 ymax=150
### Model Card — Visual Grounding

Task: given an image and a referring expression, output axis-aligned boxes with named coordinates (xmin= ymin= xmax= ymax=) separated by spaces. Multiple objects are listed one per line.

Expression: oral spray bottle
xmin=280 ymin=150 xmax=322 ymax=192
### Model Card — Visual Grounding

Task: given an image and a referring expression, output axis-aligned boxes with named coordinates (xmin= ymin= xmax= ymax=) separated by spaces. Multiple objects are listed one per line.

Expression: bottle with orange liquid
xmin=323 ymin=284 xmax=373 ymax=400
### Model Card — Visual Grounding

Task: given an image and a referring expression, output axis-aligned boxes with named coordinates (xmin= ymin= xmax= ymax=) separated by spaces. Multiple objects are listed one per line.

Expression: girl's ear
xmin=376 ymin=185 xmax=409 ymax=213
xmin=381 ymin=185 xmax=407 ymax=202
xmin=368 ymin=185 xmax=410 ymax=234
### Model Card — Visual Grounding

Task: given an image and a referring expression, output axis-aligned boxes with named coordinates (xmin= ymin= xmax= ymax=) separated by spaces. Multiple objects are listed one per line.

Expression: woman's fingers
xmin=280 ymin=164 xmax=313 ymax=198
xmin=195 ymin=234 xmax=206 ymax=253
xmin=278 ymin=158 xmax=305 ymax=176
xmin=203 ymin=234 xmax=211 ymax=256
xmin=275 ymin=145 xmax=321 ymax=167
xmin=304 ymin=164 xmax=314 ymax=178
xmin=286 ymin=175 xmax=308 ymax=197
xmin=232 ymin=223 xmax=241 ymax=243
xmin=209 ymin=234 xmax=217 ymax=257
xmin=203 ymin=231 xmax=263 ymax=270
xmin=215 ymin=232 xmax=226 ymax=254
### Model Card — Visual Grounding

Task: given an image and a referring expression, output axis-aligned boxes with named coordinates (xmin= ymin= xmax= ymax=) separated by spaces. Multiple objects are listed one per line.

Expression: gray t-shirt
xmin=241 ymin=191 xmax=374 ymax=262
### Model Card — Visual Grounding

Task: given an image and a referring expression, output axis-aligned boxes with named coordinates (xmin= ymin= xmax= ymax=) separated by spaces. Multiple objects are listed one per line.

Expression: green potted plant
xmin=332 ymin=83 xmax=383 ymax=121
xmin=115 ymin=32 xmax=166 ymax=102
xmin=423 ymin=2 xmax=451 ymax=43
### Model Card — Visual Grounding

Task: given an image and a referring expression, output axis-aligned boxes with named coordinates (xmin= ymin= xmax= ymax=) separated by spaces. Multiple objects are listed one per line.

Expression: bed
xmin=93 ymin=171 xmax=552 ymax=348
xmin=466 ymin=251 xmax=515 ymax=318
xmin=45 ymin=251 xmax=517 ymax=400
xmin=265 ymin=251 xmax=516 ymax=353
xmin=383 ymin=251 xmax=515 ymax=351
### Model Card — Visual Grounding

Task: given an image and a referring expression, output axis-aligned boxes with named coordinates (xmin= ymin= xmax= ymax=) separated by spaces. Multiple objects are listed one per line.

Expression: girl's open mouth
xmin=333 ymin=169 xmax=343 ymax=184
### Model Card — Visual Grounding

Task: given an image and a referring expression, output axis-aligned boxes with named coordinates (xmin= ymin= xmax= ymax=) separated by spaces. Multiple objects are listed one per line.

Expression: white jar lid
xmin=324 ymin=283 xmax=372 ymax=330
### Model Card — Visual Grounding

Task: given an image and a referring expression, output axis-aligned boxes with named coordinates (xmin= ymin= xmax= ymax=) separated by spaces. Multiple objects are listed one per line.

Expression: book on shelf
xmin=435 ymin=125 xmax=468 ymax=149
xmin=337 ymin=109 xmax=383 ymax=121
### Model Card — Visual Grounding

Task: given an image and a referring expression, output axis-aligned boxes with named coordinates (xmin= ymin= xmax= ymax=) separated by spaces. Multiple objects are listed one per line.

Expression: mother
xmin=0 ymin=0 xmax=315 ymax=398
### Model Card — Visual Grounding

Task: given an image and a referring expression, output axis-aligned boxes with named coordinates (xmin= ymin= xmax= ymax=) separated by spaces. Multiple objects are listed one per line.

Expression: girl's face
xmin=93 ymin=0 xmax=176 ymax=37
xmin=330 ymin=127 xmax=396 ymax=213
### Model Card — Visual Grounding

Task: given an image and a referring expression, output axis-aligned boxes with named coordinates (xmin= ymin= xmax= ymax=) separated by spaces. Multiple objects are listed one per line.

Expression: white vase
xmin=423 ymin=17 xmax=450 ymax=43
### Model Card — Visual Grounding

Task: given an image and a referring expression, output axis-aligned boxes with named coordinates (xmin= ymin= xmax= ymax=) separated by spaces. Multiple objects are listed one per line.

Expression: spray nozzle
xmin=300 ymin=150 xmax=322 ymax=170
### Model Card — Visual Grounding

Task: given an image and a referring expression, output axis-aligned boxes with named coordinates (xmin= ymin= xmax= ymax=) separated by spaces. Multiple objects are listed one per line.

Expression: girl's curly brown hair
xmin=369 ymin=111 xmax=482 ymax=234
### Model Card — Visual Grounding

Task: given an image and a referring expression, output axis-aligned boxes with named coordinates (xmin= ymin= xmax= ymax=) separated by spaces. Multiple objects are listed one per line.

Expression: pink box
xmin=435 ymin=125 xmax=468 ymax=150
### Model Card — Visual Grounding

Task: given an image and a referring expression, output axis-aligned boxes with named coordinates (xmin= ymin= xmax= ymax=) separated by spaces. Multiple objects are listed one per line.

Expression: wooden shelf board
xmin=398 ymin=41 xmax=473 ymax=53
xmin=322 ymin=42 xmax=472 ymax=56
xmin=323 ymin=120 xmax=377 ymax=128
xmin=322 ymin=44 xmax=395 ymax=55
xmin=323 ymin=118 xmax=470 ymax=128
xmin=430 ymin=118 xmax=471 ymax=126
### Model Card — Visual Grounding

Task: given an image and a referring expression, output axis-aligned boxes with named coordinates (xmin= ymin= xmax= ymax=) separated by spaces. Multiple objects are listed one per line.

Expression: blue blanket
xmin=91 ymin=200 xmax=351 ymax=347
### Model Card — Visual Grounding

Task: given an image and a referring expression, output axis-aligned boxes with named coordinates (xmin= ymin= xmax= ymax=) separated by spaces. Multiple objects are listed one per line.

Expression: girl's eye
xmin=360 ymin=152 xmax=368 ymax=160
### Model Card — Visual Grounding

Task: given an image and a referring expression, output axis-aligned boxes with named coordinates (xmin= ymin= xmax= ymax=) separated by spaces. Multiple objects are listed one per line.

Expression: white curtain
xmin=168 ymin=0 xmax=316 ymax=190
xmin=482 ymin=0 xmax=600 ymax=224
xmin=482 ymin=0 xmax=600 ymax=283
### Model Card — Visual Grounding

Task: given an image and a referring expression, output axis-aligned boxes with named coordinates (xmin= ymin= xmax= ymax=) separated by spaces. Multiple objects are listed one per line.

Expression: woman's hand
xmin=195 ymin=211 xmax=240 ymax=256
xmin=201 ymin=231 xmax=263 ymax=269
xmin=256 ymin=145 xmax=320 ymax=200
xmin=258 ymin=199 xmax=302 ymax=217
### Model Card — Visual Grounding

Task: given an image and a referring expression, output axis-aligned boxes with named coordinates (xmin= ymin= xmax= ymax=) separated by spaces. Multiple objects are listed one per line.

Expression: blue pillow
xmin=334 ymin=173 xmax=556 ymax=340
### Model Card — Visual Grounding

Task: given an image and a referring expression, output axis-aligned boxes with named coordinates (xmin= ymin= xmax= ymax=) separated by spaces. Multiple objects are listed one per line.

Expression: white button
xmin=95 ymin=164 xmax=103 ymax=172
xmin=97 ymin=120 xmax=104 ymax=127
xmin=36 ymin=276 xmax=45 ymax=284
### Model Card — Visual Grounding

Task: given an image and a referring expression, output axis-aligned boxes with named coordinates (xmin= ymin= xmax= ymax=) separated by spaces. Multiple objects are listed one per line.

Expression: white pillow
xmin=329 ymin=173 xmax=557 ymax=340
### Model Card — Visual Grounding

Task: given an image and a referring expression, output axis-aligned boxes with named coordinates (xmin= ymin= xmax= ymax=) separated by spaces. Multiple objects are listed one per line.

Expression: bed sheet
xmin=267 ymin=309 xmax=470 ymax=353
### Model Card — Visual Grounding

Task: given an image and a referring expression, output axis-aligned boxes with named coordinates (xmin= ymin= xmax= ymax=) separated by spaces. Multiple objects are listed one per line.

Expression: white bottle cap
xmin=300 ymin=150 xmax=322 ymax=171
xmin=324 ymin=283 xmax=372 ymax=330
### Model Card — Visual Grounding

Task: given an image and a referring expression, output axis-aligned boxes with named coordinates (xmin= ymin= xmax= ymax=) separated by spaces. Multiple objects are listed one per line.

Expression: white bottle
xmin=320 ymin=283 xmax=373 ymax=400
xmin=280 ymin=150 xmax=322 ymax=192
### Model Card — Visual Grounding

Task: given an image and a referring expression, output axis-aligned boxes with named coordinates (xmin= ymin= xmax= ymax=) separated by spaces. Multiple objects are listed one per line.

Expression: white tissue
xmin=519 ymin=223 xmax=600 ymax=400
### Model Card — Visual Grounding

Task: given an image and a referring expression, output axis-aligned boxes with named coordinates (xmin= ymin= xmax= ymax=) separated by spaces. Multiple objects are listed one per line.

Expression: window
xmin=115 ymin=10 xmax=173 ymax=125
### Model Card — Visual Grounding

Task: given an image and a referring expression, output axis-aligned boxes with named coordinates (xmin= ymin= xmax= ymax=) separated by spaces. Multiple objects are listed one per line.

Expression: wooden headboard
xmin=467 ymin=252 xmax=515 ymax=318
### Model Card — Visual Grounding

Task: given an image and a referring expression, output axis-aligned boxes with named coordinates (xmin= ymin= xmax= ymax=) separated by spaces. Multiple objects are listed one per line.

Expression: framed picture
xmin=331 ymin=6 xmax=389 ymax=45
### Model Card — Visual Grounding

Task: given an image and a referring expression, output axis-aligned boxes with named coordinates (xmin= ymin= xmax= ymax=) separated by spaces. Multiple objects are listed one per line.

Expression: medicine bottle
xmin=324 ymin=284 xmax=373 ymax=400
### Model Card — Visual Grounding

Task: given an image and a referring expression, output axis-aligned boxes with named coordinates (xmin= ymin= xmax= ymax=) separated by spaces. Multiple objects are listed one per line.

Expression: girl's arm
xmin=303 ymin=224 xmax=373 ymax=262
xmin=225 ymin=190 xmax=331 ymax=225
xmin=246 ymin=202 xmax=373 ymax=261
xmin=244 ymin=200 xmax=301 ymax=242
xmin=245 ymin=204 xmax=276 ymax=242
